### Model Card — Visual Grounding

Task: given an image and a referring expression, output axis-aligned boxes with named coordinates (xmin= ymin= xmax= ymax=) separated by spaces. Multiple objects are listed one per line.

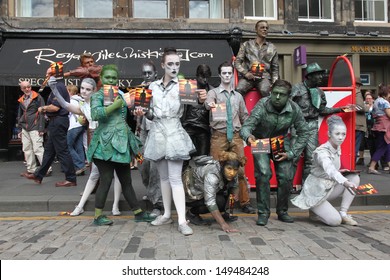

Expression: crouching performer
xmin=183 ymin=151 xmax=246 ymax=233
xmin=291 ymin=115 xmax=359 ymax=226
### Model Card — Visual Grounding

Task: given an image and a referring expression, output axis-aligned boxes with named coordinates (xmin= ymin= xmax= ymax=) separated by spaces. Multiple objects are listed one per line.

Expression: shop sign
xmin=351 ymin=45 xmax=390 ymax=53
xmin=294 ymin=45 xmax=307 ymax=66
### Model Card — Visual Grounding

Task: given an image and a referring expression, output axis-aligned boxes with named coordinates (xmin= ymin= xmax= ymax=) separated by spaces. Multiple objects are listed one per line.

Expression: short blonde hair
xmin=67 ymin=85 xmax=78 ymax=95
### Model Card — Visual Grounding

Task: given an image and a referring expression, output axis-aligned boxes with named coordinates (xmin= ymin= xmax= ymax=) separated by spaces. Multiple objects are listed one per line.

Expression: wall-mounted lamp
xmin=345 ymin=31 xmax=356 ymax=36
xmin=319 ymin=31 xmax=329 ymax=36
xmin=369 ymin=31 xmax=379 ymax=37
xmin=282 ymin=29 xmax=292 ymax=35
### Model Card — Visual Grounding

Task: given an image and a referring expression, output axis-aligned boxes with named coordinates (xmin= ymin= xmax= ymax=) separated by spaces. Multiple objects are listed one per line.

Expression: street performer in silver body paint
xmin=234 ymin=20 xmax=279 ymax=98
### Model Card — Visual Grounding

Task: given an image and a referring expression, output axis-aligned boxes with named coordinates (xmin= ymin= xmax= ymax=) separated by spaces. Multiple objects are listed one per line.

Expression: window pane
xmin=190 ymin=1 xmax=210 ymax=18
xmin=354 ymin=0 xmax=386 ymax=21
xmin=245 ymin=0 xmax=276 ymax=18
xmin=299 ymin=0 xmax=333 ymax=20
xmin=189 ymin=0 xmax=222 ymax=19
xmin=134 ymin=0 xmax=168 ymax=18
xmin=244 ymin=0 xmax=254 ymax=17
xmin=264 ymin=0 xmax=274 ymax=17
xmin=374 ymin=1 xmax=385 ymax=20
xmin=299 ymin=0 xmax=308 ymax=18
xmin=77 ymin=0 xmax=113 ymax=18
xmin=16 ymin=0 xmax=54 ymax=17
xmin=309 ymin=0 xmax=320 ymax=19
xmin=322 ymin=0 xmax=332 ymax=18
xmin=254 ymin=0 xmax=264 ymax=17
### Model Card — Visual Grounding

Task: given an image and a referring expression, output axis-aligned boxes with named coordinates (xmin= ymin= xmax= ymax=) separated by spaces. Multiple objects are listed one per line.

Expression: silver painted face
xmin=162 ymin=54 xmax=180 ymax=79
xmin=80 ymin=82 xmax=94 ymax=100
xmin=142 ymin=65 xmax=157 ymax=83
xmin=329 ymin=124 xmax=347 ymax=148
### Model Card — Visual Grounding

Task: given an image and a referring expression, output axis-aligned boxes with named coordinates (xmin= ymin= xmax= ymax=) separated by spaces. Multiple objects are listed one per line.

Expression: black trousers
xmin=35 ymin=116 xmax=76 ymax=182
xmin=183 ymin=129 xmax=210 ymax=171
xmin=186 ymin=192 xmax=227 ymax=215
xmin=93 ymin=159 xmax=141 ymax=211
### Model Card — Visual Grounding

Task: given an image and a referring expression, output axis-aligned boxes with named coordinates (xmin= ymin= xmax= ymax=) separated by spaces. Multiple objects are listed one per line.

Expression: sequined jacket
xmin=234 ymin=40 xmax=279 ymax=83
xmin=291 ymin=82 xmax=341 ymax=121
xmin=183 ymin=156 xmax=237 ymax=212
xmin=86 ymin=89 xmax=142 ymax=164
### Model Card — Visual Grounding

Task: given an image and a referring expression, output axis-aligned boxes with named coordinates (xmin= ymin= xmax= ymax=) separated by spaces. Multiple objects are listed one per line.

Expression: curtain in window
xmin=210 ymin=0 xmax=222 ymax=18
xmin=19 ymin=0 xmax=32 ymax=17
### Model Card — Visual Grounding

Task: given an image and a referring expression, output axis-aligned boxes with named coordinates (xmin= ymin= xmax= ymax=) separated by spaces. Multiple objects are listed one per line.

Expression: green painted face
xmin=270 ymin=86 xmax=289 ymax=111
xmin=101 ymin=69 xmax=118 ymax=86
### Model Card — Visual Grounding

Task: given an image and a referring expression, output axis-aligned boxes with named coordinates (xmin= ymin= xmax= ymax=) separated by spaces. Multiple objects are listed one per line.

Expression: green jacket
xmin=87 ymin=89 xmax=142 ymax=164
xmin=240 ymin=97 xmax=309 ymax=160
xmin=291 ymin=82 xmax=342 ymax=120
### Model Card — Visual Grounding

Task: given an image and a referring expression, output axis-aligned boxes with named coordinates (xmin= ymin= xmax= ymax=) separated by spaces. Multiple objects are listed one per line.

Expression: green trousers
xmin=292 ymin=120 xmax=319 ymax=183
xmin=253 ymin=153 xmax=293 ymax=216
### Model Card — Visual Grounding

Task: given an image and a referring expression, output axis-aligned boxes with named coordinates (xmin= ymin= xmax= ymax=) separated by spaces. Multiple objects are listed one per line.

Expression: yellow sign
xmin=351 ymin=46 xmax=390 ymax=53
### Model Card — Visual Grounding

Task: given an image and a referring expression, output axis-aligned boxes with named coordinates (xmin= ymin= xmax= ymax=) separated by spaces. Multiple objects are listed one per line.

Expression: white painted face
xmin=328 ymin=124 xmax=347 ymax=148
xmin=219 ymin=66 xmax=233 ymax=85
xmin=162 ymin=54 xmax=180 ymax=79
xmin=80 ymin=82 xmax=95 ymax=100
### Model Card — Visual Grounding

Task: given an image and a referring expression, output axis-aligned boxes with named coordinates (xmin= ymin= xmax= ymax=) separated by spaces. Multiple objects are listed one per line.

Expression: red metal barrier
xmin=237 ymin=55 xmax=356 ymax=190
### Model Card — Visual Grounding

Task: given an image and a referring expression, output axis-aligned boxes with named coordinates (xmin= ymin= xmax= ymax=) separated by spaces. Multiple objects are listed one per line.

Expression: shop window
xmin=189 ymin=0 xmax=223 ymax=19
xmin=133 ymin=0 xmax=169 ymax=18
xmin=16 ymin=0 xmax=54 ymax=17
xmin=355 ymin=0 xmax=387 ymax=22
xmin=76 ymin=0 xmax=113 ymax=18
xmin=298 ymin=0 xmax=334 ymax=22
xmin=244 ymin=0 xmax=277 ymax=20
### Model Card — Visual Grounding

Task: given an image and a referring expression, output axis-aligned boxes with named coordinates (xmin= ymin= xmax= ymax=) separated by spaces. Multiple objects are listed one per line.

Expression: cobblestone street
xmin=1 ymin=210 xmax=390 ymax=260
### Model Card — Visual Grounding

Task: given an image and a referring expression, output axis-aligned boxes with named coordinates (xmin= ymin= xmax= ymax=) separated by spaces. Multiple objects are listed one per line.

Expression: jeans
xmin=355 ymin=130 xmax=365 ymax=158
xmin=67 ymin=126 xmax=86 ymax=170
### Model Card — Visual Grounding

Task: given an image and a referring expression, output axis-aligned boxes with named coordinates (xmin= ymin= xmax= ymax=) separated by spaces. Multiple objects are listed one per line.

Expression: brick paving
xmin=0 ymin=211 xmax=390 ymax=260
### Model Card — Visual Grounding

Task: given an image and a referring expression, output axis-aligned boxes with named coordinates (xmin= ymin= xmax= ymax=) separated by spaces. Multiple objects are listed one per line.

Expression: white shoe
xmin=341 ymin=214 xmax=358 ymax=226
xmin=142 ymin=195 xmax=148 ymax=201
xmin=178 ymin=221 xmax=193 ymax=236
xmin=70 ymin=206 xmax=84 ymax=216
xmin=150 ymin=208 xmax=161 ymax=218
xmin=112 ymin=208 xmax=121 ymax=216
xmin=151 ymin=215 xmax=173 ymax=226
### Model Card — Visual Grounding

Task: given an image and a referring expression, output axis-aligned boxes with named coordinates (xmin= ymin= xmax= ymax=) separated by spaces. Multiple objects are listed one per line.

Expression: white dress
xmin=144 ymin=77 xmax=196 ymax=161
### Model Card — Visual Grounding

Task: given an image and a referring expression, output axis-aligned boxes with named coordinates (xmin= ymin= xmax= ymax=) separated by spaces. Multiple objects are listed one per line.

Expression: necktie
xmin=309 ymin=88 xmax=321 ymax=109
xmin=224 ymin=91 xmax=233 ymax=142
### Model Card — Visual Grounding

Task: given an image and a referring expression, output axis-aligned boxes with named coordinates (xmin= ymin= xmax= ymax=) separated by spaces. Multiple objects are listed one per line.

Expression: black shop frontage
xmin=0 ymin=37 xmax=233 ymax=161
